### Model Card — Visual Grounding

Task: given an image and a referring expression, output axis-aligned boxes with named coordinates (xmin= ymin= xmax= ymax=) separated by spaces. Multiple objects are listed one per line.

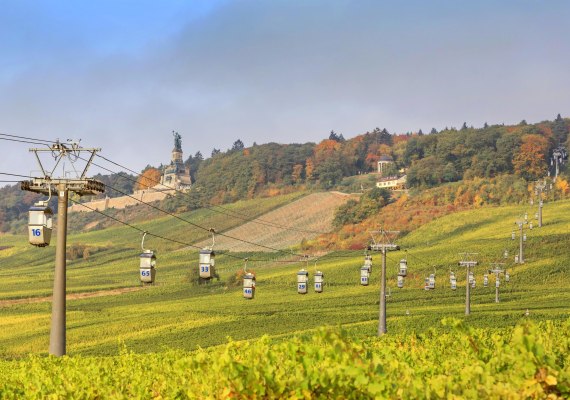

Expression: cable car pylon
xmin=20 ymin=140 xmax=104 ymax=356
xmin=369 ymin=229 xmax=400 ymax=336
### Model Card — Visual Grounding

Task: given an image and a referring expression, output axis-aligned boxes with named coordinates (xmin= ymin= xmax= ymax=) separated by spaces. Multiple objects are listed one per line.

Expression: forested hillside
xmin=1 ymin=115 xmax=568 ymax=232
xmin=186 ymin=115 xmax=569 ymax=201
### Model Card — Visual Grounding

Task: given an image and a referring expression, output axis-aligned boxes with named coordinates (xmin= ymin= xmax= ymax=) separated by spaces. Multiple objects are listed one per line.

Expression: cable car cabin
xmin=364 ymin=255 xmax=372 ymax=271
xmin=28 ymin=202 xmax=53 ymax=247
xmin=139 ymin=250 xmax=156 ymax=284
xmin=450 ymin=278 xmax=457 ymax=290
xmin=428 ymin=274 xmax=435 ymax=289
xmin=449 ymin=272 xmax=456 ymax=283
xmin=314 ymin=271 xmax=324 ymax=293
xmin=468 ymin=272 xmax=474 ymax=285
xmin=199 ymin=249 xmax=215 ymax=279
xmin=360 ymin=266 xmax=370 ymax=286
xmin=398 ymin=259 xmax=408 ymax=277
xmin=483 ymin=274 xmax=489 ymax=287
xmin=243 ymin=272 xmax=256 ymax=299
xmin=505 ymin=272 xmax=510 ymax=282
xmin=297 ymin=269 xmax=309 ymax=294
xmin=397 ymin=275 xmax=404 ymax=288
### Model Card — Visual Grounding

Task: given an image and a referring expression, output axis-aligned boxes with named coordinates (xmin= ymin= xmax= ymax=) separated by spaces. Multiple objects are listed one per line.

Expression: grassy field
xmin=0 ymin=195 xmax=568 ymax=359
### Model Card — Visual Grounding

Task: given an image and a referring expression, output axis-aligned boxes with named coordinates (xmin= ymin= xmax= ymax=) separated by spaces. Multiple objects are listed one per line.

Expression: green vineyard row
xmin=1 ymin=318 xmax=568 ymax=399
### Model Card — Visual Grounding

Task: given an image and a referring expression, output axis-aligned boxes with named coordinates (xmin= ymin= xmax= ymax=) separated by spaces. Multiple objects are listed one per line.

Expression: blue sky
xmin=1 ymin=0 xmax=569 ymax=181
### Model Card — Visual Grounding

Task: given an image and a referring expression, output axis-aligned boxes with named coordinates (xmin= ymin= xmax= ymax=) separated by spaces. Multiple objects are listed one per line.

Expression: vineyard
xmin=0 ymin=192 xmax=569 ymax=397
xmin=196 ymin=192 xmax=355 ymax=251
xmin=0 ymin=320 xmax=568 ymax=398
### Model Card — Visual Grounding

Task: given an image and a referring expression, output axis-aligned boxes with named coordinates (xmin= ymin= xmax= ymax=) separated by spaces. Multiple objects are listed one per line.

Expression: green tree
xmin=231 ymin=139 xmax=245 ymax=152
xmin=553 ymin=113 xmax=568 ymax=144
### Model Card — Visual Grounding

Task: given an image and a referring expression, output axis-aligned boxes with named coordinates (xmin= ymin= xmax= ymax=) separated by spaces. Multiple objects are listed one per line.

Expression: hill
xmin=1 ymin=115 xmax=568 ymax=234
xmin=0 ymin=190 xmax=569 ymax=358
xmin=196 ymin=192 xmax=356 ymax=252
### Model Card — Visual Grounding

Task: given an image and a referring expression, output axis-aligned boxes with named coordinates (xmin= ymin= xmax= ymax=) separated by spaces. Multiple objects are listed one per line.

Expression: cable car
xmin=398 ymin=259 xmax=408 ymax=277
xmin=139 ymin=250 xmax=156 ymax=284
xmin=450 ymin=278 xmax=457 ymax=290
xmin=243 ymin=272 xmax=256 ymax=299
xmin=28 ymin=201 xmax=53 ymax=247
xmin=364 ymin=254 xmax=372 ymax=269
xmin=314 ymin=271 xmax=324 ymax=293
xmin=199 ymin=248 xmax=216 ymax=279
xmin=360 ymin=266 xmax=370 ymax=286
xmin=483 ymin=274 xmax=489 ymax=287
xmin=297 ymin=269 xmax=309 ymax=294
xmin=514 ymin=255 xmax=519 ymax=263
xmin=505 ymin=271 xmax=510 ymax=282
xmin=428 ymin=273 xmax=435 ymax=289
xmin=397 ymin=275 xmax=404 ymax=288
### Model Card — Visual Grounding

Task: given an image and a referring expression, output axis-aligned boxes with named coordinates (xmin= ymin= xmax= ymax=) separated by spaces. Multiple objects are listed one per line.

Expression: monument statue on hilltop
xmin=159 ymin=130 xmax=192 ymax=191
xmin=172 ymin=130 xmax=182 ymax=152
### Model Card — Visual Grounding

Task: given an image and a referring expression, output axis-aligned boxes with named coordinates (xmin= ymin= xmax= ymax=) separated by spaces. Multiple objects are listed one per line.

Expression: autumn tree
xmin=291 ymin=164 xmax=304 ymax=184
xmin=555 ymin=178 xmax=569 ymax=195
xmin=305 ymin=158 xmax=315 ymax=181
xmin=512 ymin=134 xmax=549 ymax=180
xmin=136 ymin=167 xmax=162 ymax=190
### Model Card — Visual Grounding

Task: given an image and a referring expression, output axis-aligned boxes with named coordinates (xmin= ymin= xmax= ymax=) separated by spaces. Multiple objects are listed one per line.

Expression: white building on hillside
xmin=376 ymin=175 xmax=407 ymax=190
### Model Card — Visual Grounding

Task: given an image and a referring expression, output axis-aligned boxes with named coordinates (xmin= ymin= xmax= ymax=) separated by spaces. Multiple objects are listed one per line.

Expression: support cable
xmin=94 ymin=153 xmax=328 ymax=235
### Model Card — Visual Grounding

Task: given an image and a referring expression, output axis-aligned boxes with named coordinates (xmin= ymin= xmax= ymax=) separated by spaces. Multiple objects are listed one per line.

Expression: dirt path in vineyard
xmin=0 ymin=286 xmax=145 ymax=308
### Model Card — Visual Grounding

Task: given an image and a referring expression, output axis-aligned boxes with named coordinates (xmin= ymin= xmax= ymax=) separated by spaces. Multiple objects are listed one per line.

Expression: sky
xmin=1 ymin=0 xmax=569 ymax=183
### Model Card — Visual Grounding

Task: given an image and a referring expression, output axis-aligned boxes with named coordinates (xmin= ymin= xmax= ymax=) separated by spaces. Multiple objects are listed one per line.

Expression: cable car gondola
xmin=297 ymin=269 xmax=309 ymax=294
xmin=314 ymin=271 xmax=324 ymax=293
xmin=360 ymin=266 xmax=370 ymax=286
xmin=428 ymin=273 xmax=435 ymax=290
xmin=398 ymin=259 xmax=408 ymax=277
xmin=139 ymin=232 xmax=156 ymax=284
xmin=364 ymin=254 xmax=372 ymax=272
xmin=28 ymin=201 xmax=53 ymax=247
xmin=449 ymin=270 xmax=457 ymax=290
xmin=199 ymin=249 xmax=216 ymax=279
xmin=199 ymin=229 xmax=216 ymax=280
xmin=243 ymin=272 xmax=256 ymax=299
